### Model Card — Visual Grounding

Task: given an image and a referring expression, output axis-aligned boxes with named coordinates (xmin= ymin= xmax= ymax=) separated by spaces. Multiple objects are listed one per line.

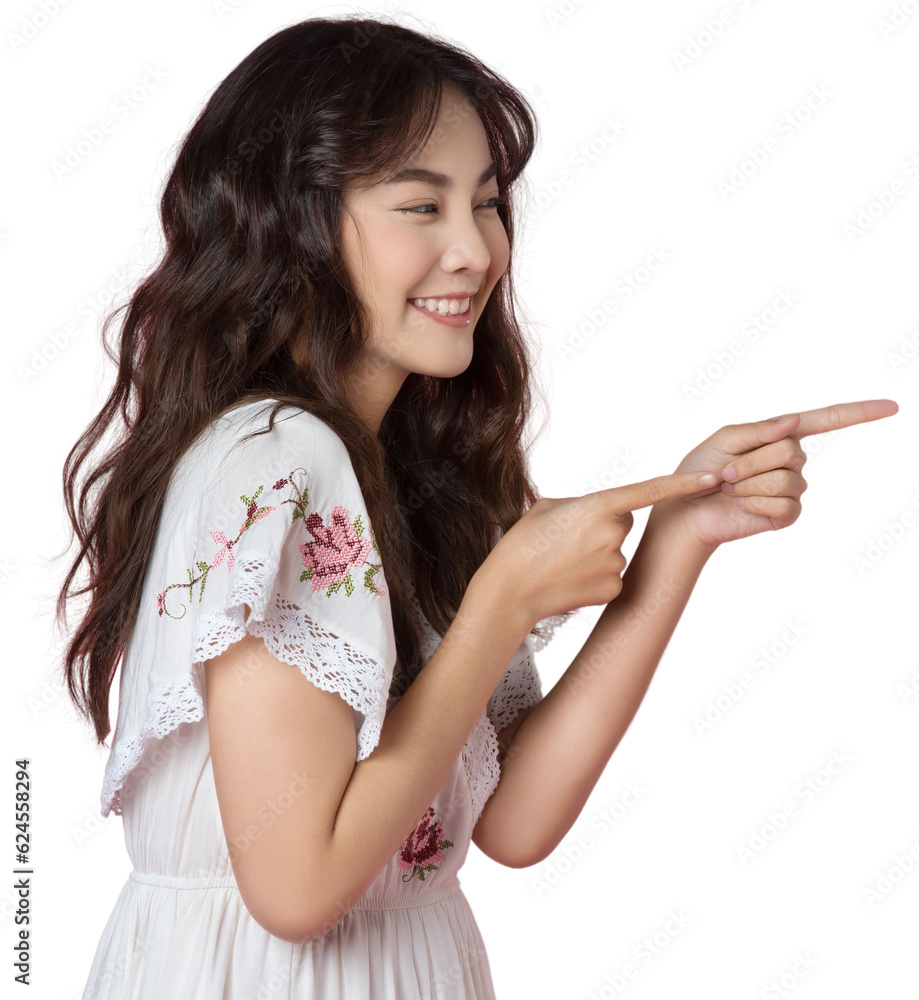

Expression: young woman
xmin=58 ymin=14 xmax=897 ymax=999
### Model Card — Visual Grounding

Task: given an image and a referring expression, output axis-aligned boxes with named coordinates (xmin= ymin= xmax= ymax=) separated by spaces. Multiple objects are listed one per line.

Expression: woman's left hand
xmin=650 ymin=398 xmax=899 ymax=551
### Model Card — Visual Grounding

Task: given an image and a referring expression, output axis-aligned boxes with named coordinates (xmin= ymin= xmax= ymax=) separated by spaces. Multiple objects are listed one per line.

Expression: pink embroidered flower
xmin=397 ymin=806 xmax=454 ymax=882
xmin=299 ymin=505 xmax=372 ymax=591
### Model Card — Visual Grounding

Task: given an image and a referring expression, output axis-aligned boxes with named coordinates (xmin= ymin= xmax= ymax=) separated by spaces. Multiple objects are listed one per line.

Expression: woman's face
xmin=340 ymin=84 xmax=511 ymax=430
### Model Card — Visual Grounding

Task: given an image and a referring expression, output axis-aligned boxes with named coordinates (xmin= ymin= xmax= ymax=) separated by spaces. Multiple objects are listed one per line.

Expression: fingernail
xmin=722 ymin=481 xmax=734 ymax=493
xmin=774 ymin=415 xmax=792 ymax=423
xmin=698 ymin=473 xmax=717 ymax=486
xmin=723 ymin=464 xmax=737 ymax=481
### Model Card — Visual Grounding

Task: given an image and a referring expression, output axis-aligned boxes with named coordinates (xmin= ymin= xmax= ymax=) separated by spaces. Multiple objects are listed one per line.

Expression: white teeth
xmin=412 ymin=297 xmax=471 ymax=316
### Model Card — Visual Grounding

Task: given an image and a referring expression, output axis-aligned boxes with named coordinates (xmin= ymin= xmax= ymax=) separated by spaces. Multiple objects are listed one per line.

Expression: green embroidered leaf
xmin=353 ymin=513 xmax=364 ymax=537
xmin=439 ymin=840 xmax=453 ymax=850
xmin=196 ymin=560 xmax=210 ymax=600
xmin=363 ymin=564 xmax=383 ymax=595
xmin=299 ymin=566 xmax=314 ymax=583
xmin=240 ymin=484 xmax=263 ymax=509
xmin=291 ymin=507 xmax=303 ymax=521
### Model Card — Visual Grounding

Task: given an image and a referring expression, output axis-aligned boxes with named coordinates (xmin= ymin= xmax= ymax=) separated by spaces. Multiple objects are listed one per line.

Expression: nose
xmin=439 ymin=212 xmax=492 ymax=275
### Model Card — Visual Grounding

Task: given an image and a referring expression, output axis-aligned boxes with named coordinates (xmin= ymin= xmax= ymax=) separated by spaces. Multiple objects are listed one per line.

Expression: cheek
xmin=379 ymin=230 xmax=430 ymax=292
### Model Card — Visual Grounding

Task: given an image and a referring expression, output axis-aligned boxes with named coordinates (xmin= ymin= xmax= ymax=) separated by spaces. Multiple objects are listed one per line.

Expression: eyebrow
xmin=384 ymin=161 xmax=498 ymax=189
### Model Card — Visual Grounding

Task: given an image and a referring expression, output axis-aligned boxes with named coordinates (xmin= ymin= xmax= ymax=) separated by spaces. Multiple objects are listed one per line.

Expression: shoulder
xmin=185 ymin=399 xmax=354 ymax=491
xmin=218 ymin=399 xmax=350 ymax=463
xmin=167 ymin=399 xmax=361 ymax=527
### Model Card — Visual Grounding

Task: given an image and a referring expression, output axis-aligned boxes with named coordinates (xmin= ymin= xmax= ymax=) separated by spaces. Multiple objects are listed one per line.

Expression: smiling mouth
xmin=407 ymin=299 xmax=473 ymax=317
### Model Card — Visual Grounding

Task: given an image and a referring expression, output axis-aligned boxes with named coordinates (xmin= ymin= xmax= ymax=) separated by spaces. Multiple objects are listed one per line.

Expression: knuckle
xmin=607 ymin=524 xmax=626 ymax=550
xmin=645 ymin=479 xmax=666 ymax=504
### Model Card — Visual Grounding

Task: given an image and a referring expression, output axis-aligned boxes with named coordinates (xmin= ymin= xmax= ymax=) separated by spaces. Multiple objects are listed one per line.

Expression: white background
xmin=2 ymin=0 xmax=916 ymax=997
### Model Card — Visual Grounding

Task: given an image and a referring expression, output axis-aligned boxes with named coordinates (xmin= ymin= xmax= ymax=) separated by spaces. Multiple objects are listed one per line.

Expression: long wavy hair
xmin=54 ymin=12 xmax=568 ymax=747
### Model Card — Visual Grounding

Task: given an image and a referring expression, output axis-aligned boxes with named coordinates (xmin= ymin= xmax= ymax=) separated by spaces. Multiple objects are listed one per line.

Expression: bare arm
xmin=204 ymin=573 xmax=531 ymax=944
xmin=473 ymin=513 xmax=714 ymax=866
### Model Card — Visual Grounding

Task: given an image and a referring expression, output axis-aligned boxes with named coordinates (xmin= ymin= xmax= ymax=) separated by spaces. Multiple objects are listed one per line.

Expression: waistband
xmin=128 ymin=869 xmax=461 ymax=909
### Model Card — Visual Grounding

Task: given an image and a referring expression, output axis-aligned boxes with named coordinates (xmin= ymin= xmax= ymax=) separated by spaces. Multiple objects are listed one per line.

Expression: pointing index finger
xmin=601 ymin=471 xmax=719 ymax=516
xmin=785 ymin=399 xmax=898 ymax=439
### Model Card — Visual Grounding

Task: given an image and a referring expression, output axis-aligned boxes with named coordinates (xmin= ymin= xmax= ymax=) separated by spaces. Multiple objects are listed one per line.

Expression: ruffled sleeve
xmin=100 ymin=400 xmax=396 ymax=817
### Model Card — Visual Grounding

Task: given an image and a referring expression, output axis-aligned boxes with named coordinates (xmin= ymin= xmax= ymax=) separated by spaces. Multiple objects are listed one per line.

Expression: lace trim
xmin=102 ymin=672 xmax=203 ymax=817
xmin=462 ymin=713 xmax=501 ymax=828
xmin=101 ymin=556 xmax=390 ymax=817
xmin=486 ymin=646 xmax=541 ymax=734
xmin=528 ymin=612 xmax=572 ymax=653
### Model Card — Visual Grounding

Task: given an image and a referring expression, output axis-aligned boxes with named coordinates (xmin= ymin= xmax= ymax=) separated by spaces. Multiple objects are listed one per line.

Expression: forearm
xmin=475 ymin=514 xmax=715 ymax=866
xmin=322 ymin=575 xmax=530 ymax=915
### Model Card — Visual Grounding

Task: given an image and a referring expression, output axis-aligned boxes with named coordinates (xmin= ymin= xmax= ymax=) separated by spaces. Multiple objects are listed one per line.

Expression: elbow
xmin=244 ymin=887 xmax=358 ymax=945
xmin=253 ymin=904 xmax=353 ymax=945
xmin=480 ymin=843 xmax=546 ymax=870
xmin=473 ymin=822 xmax=549 ymax=870
xmin=493 ymin=841 xmax=555 ymax=870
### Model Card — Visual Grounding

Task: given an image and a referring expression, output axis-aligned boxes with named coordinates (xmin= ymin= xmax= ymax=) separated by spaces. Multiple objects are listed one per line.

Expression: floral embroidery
xmin=397 ymin=806 xmax=454 ymax=882
xmin=300 ymin=507 xmax=376 ymax=596
xmin=156 ymin=467 xmax=386 ymax=618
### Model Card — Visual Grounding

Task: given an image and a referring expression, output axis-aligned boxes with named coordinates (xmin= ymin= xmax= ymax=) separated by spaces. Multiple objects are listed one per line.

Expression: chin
xmin=421 ymin=354 xmax=473 ymax=379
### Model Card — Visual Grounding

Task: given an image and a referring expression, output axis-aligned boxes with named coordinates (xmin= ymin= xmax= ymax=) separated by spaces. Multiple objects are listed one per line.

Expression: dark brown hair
xmin=54 ymin=13 xmax=569 ymax=746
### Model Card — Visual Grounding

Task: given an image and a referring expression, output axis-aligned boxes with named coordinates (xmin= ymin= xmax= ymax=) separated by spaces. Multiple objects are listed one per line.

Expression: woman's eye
xmin=397 ymin=195 xmax=506 ymax=216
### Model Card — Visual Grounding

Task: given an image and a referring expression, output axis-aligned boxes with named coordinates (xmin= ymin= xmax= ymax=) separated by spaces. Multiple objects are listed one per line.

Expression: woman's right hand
xmin=472 ymin=470 xmax=722 ymax=631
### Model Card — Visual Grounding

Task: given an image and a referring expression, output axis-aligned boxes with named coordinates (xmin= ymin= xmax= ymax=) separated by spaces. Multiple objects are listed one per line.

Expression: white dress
xmin=79 ymin=399 xmax=555 ymax=1000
